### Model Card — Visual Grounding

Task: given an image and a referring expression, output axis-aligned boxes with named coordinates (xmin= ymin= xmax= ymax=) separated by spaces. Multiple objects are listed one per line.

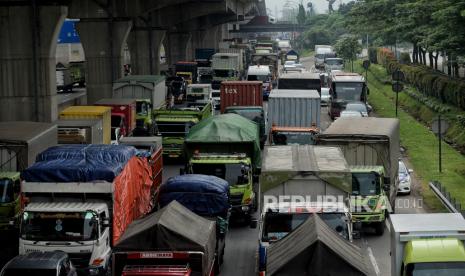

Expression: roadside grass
xmin=354 ymin=61 xmax=465 ymax=211
xmin=300 ymin=49 xmax=314 ymax=58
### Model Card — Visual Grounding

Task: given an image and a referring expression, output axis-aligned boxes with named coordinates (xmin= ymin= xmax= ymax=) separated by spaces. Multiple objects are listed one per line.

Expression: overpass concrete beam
xmin=164 ymin=32 xmax=192 ymax=66
xmin=0 ymin=5 xmax=67 ymax=122
xmin=76 ymin=20 xmax=132 ymax=104
xmin=127 ymin=27 xmax=165 ymax=75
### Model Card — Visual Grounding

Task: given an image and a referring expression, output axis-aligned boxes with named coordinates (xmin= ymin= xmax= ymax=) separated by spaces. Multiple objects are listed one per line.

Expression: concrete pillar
xmin=0 ymin=5 xmax=67 ymax=122
xmin=76 ymin=20 xmax=132 ymax=104
xmin=202 ymin=26 xmax=219 ymax=49
xmin=165 ymin=32 xmax=192 ymax=66
xmin=127 ymin=29 xmax=165 ymax=75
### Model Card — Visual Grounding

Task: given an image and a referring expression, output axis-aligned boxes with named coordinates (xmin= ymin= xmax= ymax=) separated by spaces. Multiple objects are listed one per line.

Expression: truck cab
xmin=134 ymin=99 xmax=154 ymax=136
xmin=350 ymin=166 xmax=389 ymax=235
xmin=328 ymin=72 xmax=368 ymax=120
xmin=0 ymin=172 xmax=21 ymax=232
xmin=246 ymin=65 xmax=272 ymax=99
xmin=186 ymin=84 xmax=213 ymax=110
xmin=269 ymin=126 xmax=318 ymax=145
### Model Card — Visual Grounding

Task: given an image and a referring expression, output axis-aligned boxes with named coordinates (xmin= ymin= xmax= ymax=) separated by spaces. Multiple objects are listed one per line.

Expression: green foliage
xmin=297 ymin=4 xmax=307 ymax=26
xmin=368 ymin=47 xmax=378 ymax=64
xmin=399 ymin=53 xmax=411 ymax=64
xmin=298 ymin=12 xmax=347 ymax=51
xmin=335 ymin=36 xmax=362 ymax=61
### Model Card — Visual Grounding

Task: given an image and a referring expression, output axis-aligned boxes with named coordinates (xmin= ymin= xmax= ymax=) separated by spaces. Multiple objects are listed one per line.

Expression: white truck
xmin=211 ymin=53 xmax=242 ymax=89
xmin=390 ymin=213 xmax=465 ymax=276
xmin=19 ymin=145 xmax=157 ymax=276
xmin=314 ymin=45 xmax=334 ymax=69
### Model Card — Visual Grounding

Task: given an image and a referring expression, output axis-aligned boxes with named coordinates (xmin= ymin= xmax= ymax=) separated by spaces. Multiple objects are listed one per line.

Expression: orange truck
xmin=94 ymin=98 xmax=137 ymax=140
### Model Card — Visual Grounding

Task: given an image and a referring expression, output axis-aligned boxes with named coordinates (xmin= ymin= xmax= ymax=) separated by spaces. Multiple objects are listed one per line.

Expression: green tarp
xmin=185 ymin=114 xmax=261 ymax=168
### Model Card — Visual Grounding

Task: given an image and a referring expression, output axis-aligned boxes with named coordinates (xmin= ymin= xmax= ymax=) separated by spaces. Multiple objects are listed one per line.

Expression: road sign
xmin=392 ymin=70 xmax=405 ymax=82
xmin=392 ymin=82 xmax=404 ymax=93
xmin=363 ymin=60 xmax=371 ymax=70
xmin=432 ymin=117 xmax=449 ymax=135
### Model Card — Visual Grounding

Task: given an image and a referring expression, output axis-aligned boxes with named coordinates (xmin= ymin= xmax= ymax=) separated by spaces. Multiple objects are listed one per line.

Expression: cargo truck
xmin=267 ymin=89 xmax=320 ymax=145
xmin=328 ymin=72 xmax=368 ymax=119
xmin=277 ymin=71 xmax=322 ymax=93
xmin=224 ymin=106 xmax=266 ymax=148
xmin=56 ymin=119 xmax=104 ymax=144
xmin=220 ymin=81 xmax=263 ymax=113
xmin=184 ymin=114 xmax=261 ymax=218
xmin=256 ymin=145 xmax=354 ymax=274
xmin=0 ymin=122 xmax=57 ymax=232
xmin=390 ymin=213 xmax=465 ymax=276
xmin=218 ymin=48 xmax=244 ymax=74
xmin=251 ymin=53 xmax=279 ymax=82
xmin=211 ymin=53 xmax=242 ymax=90
xmin=314 ymin=45 xmax=334 ymax=69
xmin=159 ymin=174 xmax=230 ymax=273
xmin=60 ymin=106 xmax=112 ymax=144
xmin=195 ymin=48 xmax=215 ymax=68
xmin=113 ymin=75 xmax=167 ymax=136
xmin=186 ymin=84 xmax=213 ymax=107
xmin=246 ymin=65 xmax=273 ymax=99
xmin=19 ymin=145 xmax=161 ymax=276
xmin=317 ymin=117 xmax=400 ymax=235
xmin=112 ymin=201 xmax=217 ymax=276
xmin=175 ymin=62 xmax=198 ymax=85
xmin=153 ymin=101 xmax=212 ymax=159
xmin=94 ymin=99 xmax=137 ymax=140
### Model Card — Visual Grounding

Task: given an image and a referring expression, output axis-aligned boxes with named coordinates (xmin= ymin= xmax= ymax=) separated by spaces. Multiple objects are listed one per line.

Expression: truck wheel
xmin=374 ymin=221 xmax=385 ymax=235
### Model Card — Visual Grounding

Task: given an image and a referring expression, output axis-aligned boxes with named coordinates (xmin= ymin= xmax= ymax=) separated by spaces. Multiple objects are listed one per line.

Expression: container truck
xmin=220 ymin=81 xmax=263 ymax=113
xmin=246 ymin=65 xmax=273 ymax=100
xmin=256 ymin=145 xmax=354 ymax=274
xmin=175 ymin=62 xmax=198 ymax=84
xmin=153 ymin=101 xmax=212 ymax=159
xmin=113 ymin=75 xmax=167 ymax=136
xmin=184 ymin=114 xmax=261 ymax=218
xmin=159 ymin=174 xmax=230 ymax=273
xmin=277 ymin=71 xmax=322 ymax=93
xmin=94 ymin=99 xmax=137 ymax=140
xmin=317 ymin=117 xmax=400 ymax=235
xmin=211 ymin=53 xmax=242 ymax=90
xmin=328 ymin=72 xmax=367 ymax=119
xmin=112 ymin=201 xmax=217 ymax=276
xmin=59 ymin=106 xmax=112 ymax=144
xmin=267 ymin=89 xmax=321 ymax=145
xmin=390 ymin=213 xmax=465 ymax=276
xmin=19 ymin=144 xmax=161 ymax=276
xmin=56 ymin=119 xmax=104 ymax=144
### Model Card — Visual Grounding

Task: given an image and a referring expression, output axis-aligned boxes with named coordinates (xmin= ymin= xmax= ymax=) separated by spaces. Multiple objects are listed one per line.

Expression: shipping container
xmin=94 ymin=98 xmax=137 ymax=138
xmin=219 ymin=48 xmax=244 ymax=72
xmin=267 ymin=89 xmax=321 ymax=133
xmin=55 ymin=119 xmax=103 ymax=144
xmin=112 ymin=75 xmax=166 ymax=109
xmin=59 ymin=106 xmax=112 ymax=144
xmin=0 ymin=122 xmax=57 ymax=172
xmin=220 ymin=81 xmax=263 ymax=113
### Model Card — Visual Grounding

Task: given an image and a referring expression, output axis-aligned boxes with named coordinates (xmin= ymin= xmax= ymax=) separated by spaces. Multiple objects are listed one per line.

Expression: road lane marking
xmin=367 ymin=246 xmax=381 ymax=276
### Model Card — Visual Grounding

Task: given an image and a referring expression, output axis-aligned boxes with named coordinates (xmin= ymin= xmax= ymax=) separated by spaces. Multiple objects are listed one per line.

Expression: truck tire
xmin=374 ymin=221 xmax=385 ymax=235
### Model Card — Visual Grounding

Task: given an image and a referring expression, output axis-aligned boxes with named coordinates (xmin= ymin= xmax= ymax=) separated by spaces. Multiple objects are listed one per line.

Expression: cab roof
xmin=405 ymin=238 xmax=465 ymax=264
xmin=279 ymin=71 xmax=320 ymax=80
xmin=5 ymin=251 xmax=67 ymax=270
xmin=350 ymin=165 xmax=385 ymax=174
xmin=331 ymin=72 xmax=365 ymax=82
xmin=0 ymin=171 xmax=20 ymax=179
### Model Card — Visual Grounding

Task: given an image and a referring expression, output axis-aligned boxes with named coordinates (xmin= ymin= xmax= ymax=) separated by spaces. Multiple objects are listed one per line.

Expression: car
xmin=294 ymin=63 xmax=305 ymax=69
xmin=398 ymin=159 xmax=413 ymax=195
xmin=320 ymin=87 xmax=330 ymax=106
xmin=283 ymin=60 xmax=296 ymax=71
xmin=0 ymin=251 xmax=77 ymax=276
xmin=345 ymin=101 xmax=370 ymax=117
xmin=339 ymin=110 xmax=363 ymax=118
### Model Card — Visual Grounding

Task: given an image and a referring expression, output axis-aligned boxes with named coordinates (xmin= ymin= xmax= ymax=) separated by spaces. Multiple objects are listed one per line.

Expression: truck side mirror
xmin=249 ymin=219 xmax=258 ymax=229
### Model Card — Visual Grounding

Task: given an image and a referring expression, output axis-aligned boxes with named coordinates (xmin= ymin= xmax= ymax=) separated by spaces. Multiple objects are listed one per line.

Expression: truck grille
xmin=230 ymin=194 xmax=244 ymax=206
xmin=68 ymin=252 xmax=92 ymax=269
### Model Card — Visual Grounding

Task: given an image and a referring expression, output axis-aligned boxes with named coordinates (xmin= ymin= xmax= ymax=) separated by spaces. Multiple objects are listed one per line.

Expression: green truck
xmin=154 ymin=101 xmax=212 ymax=159
xmin=184 ymin=113 xmax=261 ymax=218
xmin=317 ymin=117 xmax=400 ymax=235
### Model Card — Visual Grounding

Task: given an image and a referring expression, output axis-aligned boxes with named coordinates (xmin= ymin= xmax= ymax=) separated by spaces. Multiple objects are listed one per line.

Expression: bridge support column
xmin=203 ymin=26 xmax=220 ymax=49
xmin=0 ymin=5 xmax=66 ymax=122
xmin=165 ymin=32 xmax=192 ymax=66
xmin=76 ymin=20 xmax=132 ymax=104
xmin=127 ymin=29 xmax=165 ymax=75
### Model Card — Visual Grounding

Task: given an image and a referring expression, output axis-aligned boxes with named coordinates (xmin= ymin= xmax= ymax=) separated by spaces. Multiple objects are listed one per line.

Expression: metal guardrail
xmin=429 ymin=181 xmax=465 ymax=217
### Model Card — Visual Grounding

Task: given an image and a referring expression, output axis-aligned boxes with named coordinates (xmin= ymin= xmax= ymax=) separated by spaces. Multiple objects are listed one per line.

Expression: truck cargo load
xmin=94 ymin=98 xmax=137 ymax=140
xmin=266 ymin=214 xmax=374 ymax=276
xmin=56 ymin=119 xmax=104 ymax=144
xmin=112 ymin=201 xmax=216 ymax=276
xmin=220 ymin=81 xmax=263 ymax=113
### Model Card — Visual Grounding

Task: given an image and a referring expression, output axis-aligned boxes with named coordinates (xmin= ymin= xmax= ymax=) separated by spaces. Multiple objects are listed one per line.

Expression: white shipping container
xmin=211 ymin=53 xmax=240 ymax=70
xmin=113 ymin=75 xmax=166 ymax=109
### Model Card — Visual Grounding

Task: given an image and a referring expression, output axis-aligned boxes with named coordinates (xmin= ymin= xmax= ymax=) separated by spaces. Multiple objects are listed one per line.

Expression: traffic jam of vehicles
xmin=1 ymin=35 xmax=463 ymax=276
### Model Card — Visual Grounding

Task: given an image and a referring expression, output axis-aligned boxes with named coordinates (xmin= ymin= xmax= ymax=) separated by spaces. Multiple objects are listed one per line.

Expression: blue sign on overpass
xmin=58 ymin=19 xmax=80 ymax=44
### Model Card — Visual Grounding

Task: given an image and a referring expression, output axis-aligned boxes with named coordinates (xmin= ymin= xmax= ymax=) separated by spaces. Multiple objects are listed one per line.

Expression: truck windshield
xmin=406 ymin=262 xmax=465 ymax=276
xmin=0 ymin=178 xmax=14 ymax=203
xmin=273 ymin=132 xmax=315 ymax=145
xmin=21 ymin=211 xmax=98 ymax=241
xmin=2 ymin=268 xmax=57 ymax=276
xmin=277 ymin=79 xmax=321 ymax=90
xmin=111 ymin=115 xmax=123 ymax=128
xmin=262 ymin=213 xmax=349 ymax=242
xmin=334 ymin=82 xmax=364 ymax=101
xmin=326 ymin=59 xmax=343 ymax=65
xmin=156 ymin=122 xmax=193 ymax=136
xmin=247 ymin=74 xmax=270 ymax=82
xmin=352 ymin=172 xmax=380 ymax=196
xmin=214 ymin=70 xmax=234 ymax=78
xmin=136 ymin=101 xmax=149 ymax=116
xmin=192 ymin=163 xmax=249 ymax=185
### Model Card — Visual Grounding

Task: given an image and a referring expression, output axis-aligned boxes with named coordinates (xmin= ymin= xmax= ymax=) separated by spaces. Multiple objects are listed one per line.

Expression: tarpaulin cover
xmin=21 ymin=144 xmax=155 ymax=244
xmin=114 ymin=201 xmax=216 ymax=276
xmin=266 ymin=214 xmax=375 ymax=276
xmin=22 ymin=145 xmax=136 ymax=182
xmin=159 ymin=174 xmax=230 ymax=217
xmin=185 ymin=113 xmax=261 ymax=168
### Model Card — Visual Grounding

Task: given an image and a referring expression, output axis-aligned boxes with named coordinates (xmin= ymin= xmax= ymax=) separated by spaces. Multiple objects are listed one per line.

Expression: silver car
xmin=398 ymin=159 xmax=413 ymax=195
xmin=320 ymin=88 xmax=330 ymax=106
xmin=345 ymin=101 xmax=370 ymax=117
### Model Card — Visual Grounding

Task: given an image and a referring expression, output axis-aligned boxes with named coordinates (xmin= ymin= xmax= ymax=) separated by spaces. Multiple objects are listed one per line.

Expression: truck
xmin=184 ymin=113 xmax=261 ymax=218
xmin=0 ymin=122 xmax=57 ymax=232
xmin=195 ymin=48 xmax=215 ymax=84
xmin=224 ymin=106 xmax=266 ymax=148
xmin=0 ymin=251 xmax=78 ymax=276
xmin=250 ymin=53 xmax=279 ymax=83
xmin=246 ymin=65 xmax=273 ymax=100
xmin=218 ymin=48 xmax=244 ymax=74
xmin=211 ymin=53 xmax=242 ymax=90
xmin=56 ymin=119 xmax=104 ymax=144
xmin=113 ymin=75 xmax=167 ymax=136
xmin=159 ymin=174 xmax=230 ymax=273
xmin=59 ymin=106 xmax=112 ymax=144
xmin=390 ymin=213 xmax=465 ymax=276
xmin=19 ymin=144 xmax=160 ymax=275
xmin=220 ymin=81 xmax=263 ymax=113
xmin=94 ymin=99 xmax=137 ymax=140
xmin=267 ymin=89 xmax=321 ymax=145
xmin=314 ymin=45 xmax=334 ymax=69
xmin=257 ymin=145 xmax=354 ymax=274
xmin=186 ymin=84 xmax=213 ymax=108
xmin=277 ymin=71 xmax=322 ymax=93
xmin=112 ymin=201 xmax=217 ymax=276
xmin=175 ymin=62 xmax=198 ymax=84
xmin=317 ymin=117 xmax=400 ymax=235
xmin=285 ymin=49 xmax=299 ymax=63
xmin=328 ymin=72 xmax=368 ymax=119
xmin=324 ymin=57 xmax=344 ymax=72
xmin=153 ymin=101 xmax=212 ymax=159
xmin=277 ymin=40 xmax=291 ymax=56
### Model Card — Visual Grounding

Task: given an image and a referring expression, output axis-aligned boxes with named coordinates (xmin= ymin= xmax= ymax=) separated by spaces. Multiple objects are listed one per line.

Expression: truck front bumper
xmin=352 ymin=212 xmax=385 ymax=223
xmin=77 ymin=266 xmax=106 ymax=276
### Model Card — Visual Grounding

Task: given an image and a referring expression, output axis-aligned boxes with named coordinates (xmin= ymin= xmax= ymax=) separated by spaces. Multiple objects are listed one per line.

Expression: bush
xmin=368 ymin=47 xmax=378 ymax=64
xmin=399 ymin=52 xmax=411 ymax=64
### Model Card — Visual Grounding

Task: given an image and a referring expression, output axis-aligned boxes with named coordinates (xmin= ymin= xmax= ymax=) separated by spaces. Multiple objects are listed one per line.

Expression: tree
xmin=327 ymin=0 xmax=336 ymax=14
xmin=297 ymin=3 xmax=307 ymax=25
xmin=335 ymin=36 xmax=362 ymax=71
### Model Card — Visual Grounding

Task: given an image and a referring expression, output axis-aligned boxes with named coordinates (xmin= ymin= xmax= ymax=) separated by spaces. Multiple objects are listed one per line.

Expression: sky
xmin=264 ymin=0 xmax=351 ymax=18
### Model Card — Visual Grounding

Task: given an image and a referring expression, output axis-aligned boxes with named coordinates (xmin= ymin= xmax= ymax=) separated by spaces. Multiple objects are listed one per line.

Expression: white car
xmin=283 ymin=60 xmax=296 ymax=70
xmin=345 ymin=101 xmax=369 ymax=117
xmin=398 ymin=159 xmax=413 ymax=194
xmin=339 ymin=110 xmax=363 ymax=118
xmin=320 ymin=88 xmax=330 ymax=106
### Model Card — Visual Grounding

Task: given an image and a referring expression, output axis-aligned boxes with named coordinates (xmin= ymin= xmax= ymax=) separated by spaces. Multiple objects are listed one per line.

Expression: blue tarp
xmin=159 ymin=174 xmax=230 ymax=217
xmin=22 ymin=145 xmax=136 ymax=182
